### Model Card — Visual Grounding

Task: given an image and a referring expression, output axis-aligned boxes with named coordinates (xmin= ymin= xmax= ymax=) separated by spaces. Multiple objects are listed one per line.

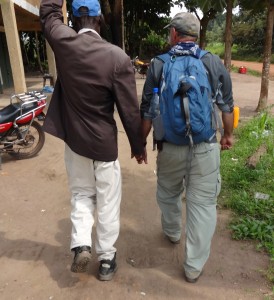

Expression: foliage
xmin=23 ymin=1 xmax=271 ymax=74
xmin=20 ymin=32 xmax=47 ymax=73
xmin=206 ymin=42 xmax=274 ymax=63
xmin=205 ymin=42 xmax=238 ymax=58
xmin=232 ymin=10 xmax=269 ymax=56
xmin=238 ymin=0 xmax=267 ymax=12
xmin=220 ymin=113 xmax=274 ymax=281
xmin=175 ymin=0 xmax=226 ymax=14
xmin=140 ymin=31 xmax=168 ymax=59
xmin=206 ymin=8 xmax=274 ymax=58
xmin=206 ymin=13 xmax=226 ymax=43
xmin=123 ymin=0 xmax=173 ymax=57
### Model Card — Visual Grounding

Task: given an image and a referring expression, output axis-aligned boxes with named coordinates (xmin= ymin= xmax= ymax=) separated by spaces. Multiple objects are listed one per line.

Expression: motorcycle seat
xmin=0 ymin=104 xmax=21 ymax=124
xmin=0 ymin=102 xmax=37 ymax=124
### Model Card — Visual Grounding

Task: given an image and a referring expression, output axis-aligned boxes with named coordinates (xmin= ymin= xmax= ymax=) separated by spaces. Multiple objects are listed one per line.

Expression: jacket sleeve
xmin=202 ymin=53 xmax=234 ymax=113
xmin=40 ymin=0 xmax=75 ymax=49
xmin=112 ymin=54 xmax=144 ymax=155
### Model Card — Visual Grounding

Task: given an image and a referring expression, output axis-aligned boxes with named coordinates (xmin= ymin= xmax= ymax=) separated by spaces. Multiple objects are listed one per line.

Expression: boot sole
xmin=98 ymin=265 xmax=118 ymax=281
xmin=184 ymin=270 xmax=203 ymax=283
xmin=71 ymin=252 xmax=91 ymax=273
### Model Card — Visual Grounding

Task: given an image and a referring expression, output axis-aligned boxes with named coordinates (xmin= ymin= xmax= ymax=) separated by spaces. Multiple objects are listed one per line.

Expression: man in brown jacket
xmin=40 ymin=0 xmax=146 ymax=281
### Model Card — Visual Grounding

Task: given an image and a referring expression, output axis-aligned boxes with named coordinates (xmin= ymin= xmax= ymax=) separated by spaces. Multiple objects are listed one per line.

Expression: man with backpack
xmin=140 ymin=12 xmax=234 ymax=283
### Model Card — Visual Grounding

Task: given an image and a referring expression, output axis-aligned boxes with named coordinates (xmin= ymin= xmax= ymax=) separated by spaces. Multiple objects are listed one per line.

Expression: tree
xmin=123 ymin=0 xmax=172 ymax=57
xmin=232 ymin=10 xmax=267 ymax=56
xmin=256 ymin=1 xmax=274 ymax=111
xmin=238 ymin=0 xmax=274 ymax=111
xmin=101 ymin=0 xmax=124 ymax=48
xmin=65 ymin=0 xmax=124 ymax=48
xmin=223 ymin=0 xmax=234 ymax=71
xmin=19 ymin=31 xmax=47 ymax=73
xmin=206 ymin=13 xmax=226 ymax=44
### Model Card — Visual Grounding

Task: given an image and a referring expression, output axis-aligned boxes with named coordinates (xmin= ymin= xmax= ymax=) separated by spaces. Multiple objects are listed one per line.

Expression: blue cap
xmin=72 ymin=0 xmax=101 ymax=17
xmin=153 ymin=87 xmax=159 ymax=93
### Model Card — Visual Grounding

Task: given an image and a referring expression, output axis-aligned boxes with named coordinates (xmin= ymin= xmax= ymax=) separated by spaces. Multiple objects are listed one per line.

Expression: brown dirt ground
xmin=0 ymin=62 xmax=273 ymax=300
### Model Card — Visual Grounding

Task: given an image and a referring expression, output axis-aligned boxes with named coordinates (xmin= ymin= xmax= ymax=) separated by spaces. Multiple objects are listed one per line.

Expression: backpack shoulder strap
xmin=199 ymin=50 xmax=209 ymax=59
xmin=154 ymin=53 xmax=172 ymax=92
xmin=199 ymin=50 xmax=224 ymax=137
xmin=157 ymin=53 xmax=170 ymax=63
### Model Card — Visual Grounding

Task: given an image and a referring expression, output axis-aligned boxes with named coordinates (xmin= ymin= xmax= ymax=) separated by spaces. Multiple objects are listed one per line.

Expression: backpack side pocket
xmin=152 ymin=114 xmax=165 ymax=140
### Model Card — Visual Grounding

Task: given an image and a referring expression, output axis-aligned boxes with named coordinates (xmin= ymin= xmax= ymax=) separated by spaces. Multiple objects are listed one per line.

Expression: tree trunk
xmin=224 ymin=0 xmax=233 ymax=71
xmin=112 ymin=0 xmax=124 ymax=49
xmin=100 ymin=0 xmax=112 ymax=42
xmin=199 ymin=8 xmax=217 ymax=49
xmin=100 ymin=0 xmax=124 ymax=49
xmin=256 ymin=2 xmax=274 ymax=112
xmin=101 ymin=0 xmax=111 ymax=21
xmin=199 ymin=17 xmax=208 ymax=49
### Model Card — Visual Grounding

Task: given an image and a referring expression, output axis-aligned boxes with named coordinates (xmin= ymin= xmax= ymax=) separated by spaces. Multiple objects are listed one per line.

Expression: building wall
xmin=0 ymin=0 xmax=65 ymax=93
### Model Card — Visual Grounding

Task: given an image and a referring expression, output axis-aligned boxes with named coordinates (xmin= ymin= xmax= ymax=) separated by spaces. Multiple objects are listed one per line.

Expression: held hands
xmin=131 ymin=145 xmax=148 ymax=164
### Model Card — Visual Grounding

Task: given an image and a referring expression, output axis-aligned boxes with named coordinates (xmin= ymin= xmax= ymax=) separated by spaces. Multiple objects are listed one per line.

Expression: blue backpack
xmin=156 ymin=50 xmax=217 ymax=146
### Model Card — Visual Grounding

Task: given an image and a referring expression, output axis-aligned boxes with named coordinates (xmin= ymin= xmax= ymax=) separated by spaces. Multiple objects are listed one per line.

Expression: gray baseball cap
xmin=164 ymin=12 xmax=200 ymax=37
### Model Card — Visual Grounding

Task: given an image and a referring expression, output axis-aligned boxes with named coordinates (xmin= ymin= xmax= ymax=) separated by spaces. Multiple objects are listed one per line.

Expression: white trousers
xmin=64 ymin=144 xmax=121 ymax=261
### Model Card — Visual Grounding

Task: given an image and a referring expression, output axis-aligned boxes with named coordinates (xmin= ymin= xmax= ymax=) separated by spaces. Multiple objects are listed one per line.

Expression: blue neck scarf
xmin=169 ymin=42 xmax=201 ymax=58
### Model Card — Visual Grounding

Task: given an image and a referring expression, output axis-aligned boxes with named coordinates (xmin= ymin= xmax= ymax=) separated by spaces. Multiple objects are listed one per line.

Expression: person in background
xmin=40 ymin=0 xmax=146 ymax=281
xmin=140 ymin=12 xmax=234 ymax=283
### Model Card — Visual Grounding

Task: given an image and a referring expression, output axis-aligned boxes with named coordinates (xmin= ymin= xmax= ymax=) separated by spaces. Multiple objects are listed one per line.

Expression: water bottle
xmin=149 ymin=87 xmax=160 ymax=119
xmin=150 ymin=87 xmax=165 ymax=144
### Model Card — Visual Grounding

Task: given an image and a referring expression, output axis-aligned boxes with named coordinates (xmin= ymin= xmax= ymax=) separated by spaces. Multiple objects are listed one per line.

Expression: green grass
xmin=219 ymin=112 xmax=274 ymax=283
xmin=206 ymin=43 xmax=238 ymax=58
xmin=206 ymin=43 xmax=274 ymax=64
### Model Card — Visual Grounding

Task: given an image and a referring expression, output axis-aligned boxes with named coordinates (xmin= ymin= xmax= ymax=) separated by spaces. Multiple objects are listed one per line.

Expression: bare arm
xmin=220 ymin=111 xmax=234 ymax=150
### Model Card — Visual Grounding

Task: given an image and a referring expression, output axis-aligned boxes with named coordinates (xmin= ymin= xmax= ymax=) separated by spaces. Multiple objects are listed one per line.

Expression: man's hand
xmin=220 ymin=134 xmax=233 ymax=150
xmin=221 ymin=111 xmax=234 ymax=151
xmin=131 ymin=146 xmax=147 ymax=164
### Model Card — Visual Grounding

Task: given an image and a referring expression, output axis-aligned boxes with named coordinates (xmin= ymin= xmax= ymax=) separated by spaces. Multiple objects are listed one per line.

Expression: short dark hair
xmin=73 ymin=13 xmax=101 ymax=32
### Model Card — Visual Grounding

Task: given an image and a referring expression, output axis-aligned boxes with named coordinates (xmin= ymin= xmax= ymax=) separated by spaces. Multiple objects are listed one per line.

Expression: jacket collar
xmin=78 ymin=28 xmax=101 ymax=39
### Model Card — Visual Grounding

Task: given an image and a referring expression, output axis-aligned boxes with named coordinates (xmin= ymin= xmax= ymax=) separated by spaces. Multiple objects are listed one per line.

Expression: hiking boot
xmin=184 ymin=270 xmax=203 ymax=283
xmin=165 ymin=234 xmax=180 ymax=244
xmin=71 ymin=246 xmax=91 ymax=273
xmin=98 ymin=253 xmax=117 ymax=281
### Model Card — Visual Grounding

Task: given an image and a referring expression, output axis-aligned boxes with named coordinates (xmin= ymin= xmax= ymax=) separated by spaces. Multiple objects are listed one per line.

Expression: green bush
xmin=140 ymin=31 xmax=168 ymax=59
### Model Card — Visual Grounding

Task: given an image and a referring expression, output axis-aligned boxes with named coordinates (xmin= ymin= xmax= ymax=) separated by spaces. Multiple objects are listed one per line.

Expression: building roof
xmin=0 ymin=0 xmax=41 ymax=31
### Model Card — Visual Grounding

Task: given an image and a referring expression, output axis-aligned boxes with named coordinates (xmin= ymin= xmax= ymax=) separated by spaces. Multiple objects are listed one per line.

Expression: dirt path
xmin=0 ymin=70 xmax=273 ymax=300
xmin=231 ymin=60 xmax=274 ymax=78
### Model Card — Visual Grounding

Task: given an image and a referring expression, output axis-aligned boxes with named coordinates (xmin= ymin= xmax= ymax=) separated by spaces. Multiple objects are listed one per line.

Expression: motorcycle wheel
xmin=8 ymin=120 xmax=45 ymax=160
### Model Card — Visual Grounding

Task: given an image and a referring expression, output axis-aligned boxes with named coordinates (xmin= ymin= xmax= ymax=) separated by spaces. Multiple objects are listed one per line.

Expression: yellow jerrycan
xmin=233 ymin=106 xmax=240 ymax=128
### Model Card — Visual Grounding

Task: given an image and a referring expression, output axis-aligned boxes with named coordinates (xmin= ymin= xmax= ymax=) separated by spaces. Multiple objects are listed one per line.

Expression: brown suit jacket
xmin=40 ymin=0 xmax=144 ymax=161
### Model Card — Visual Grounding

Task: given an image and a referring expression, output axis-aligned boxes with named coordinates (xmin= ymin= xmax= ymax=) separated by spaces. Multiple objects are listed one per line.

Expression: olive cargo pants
xmin=156 ymin=142 xmax=221 ymax=279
